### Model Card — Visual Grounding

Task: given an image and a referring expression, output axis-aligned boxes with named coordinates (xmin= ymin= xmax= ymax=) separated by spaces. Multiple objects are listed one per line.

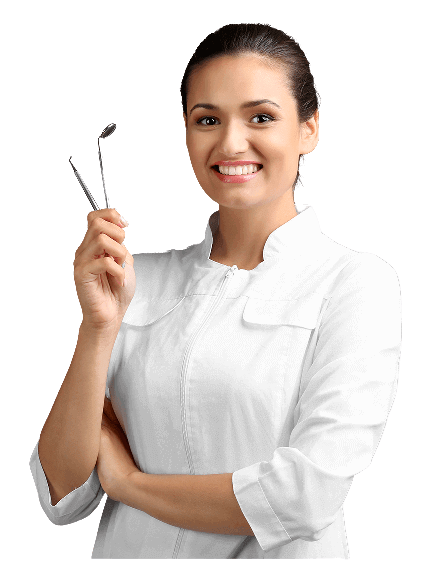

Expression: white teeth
xmin=217 ymin=164 xmax=261 ymax=175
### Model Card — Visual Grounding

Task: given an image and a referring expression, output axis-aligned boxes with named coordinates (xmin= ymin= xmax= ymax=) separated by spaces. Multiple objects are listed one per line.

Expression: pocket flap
xmin=242 ymin=293 xmax=324 ymax=329
xmin=122 ymin=296 xmax=185 ymax=327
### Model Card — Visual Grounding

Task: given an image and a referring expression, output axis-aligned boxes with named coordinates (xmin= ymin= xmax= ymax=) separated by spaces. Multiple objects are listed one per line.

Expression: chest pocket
xmin=189 ymin=292 xmax=327 ymax=442
xmin=240 ymin=292 xmax=326 ymax=402
xmin=242 ymin=292 xmax=324 ymax=329
xmin=121 ymin=296 xmax=186 ymax=327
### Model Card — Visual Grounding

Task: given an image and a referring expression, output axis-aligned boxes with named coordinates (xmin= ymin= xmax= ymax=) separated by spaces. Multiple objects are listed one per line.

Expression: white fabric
xmin=29 ymin=204 xmax=402 ymax=558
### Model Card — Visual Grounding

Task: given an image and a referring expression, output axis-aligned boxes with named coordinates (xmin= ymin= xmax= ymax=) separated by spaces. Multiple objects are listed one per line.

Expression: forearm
xmin=38 ymin=321 xmax=120 ymax=505
xmin=118 ymin=471 xmax=254 ymax=536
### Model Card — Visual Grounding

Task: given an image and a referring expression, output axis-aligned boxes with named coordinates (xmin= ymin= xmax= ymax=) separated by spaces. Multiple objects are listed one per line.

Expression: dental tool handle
xmin=98 ymin=138 xmax=109 ymax=209
xmin=69 ymin=157 xmax=100 ymax=211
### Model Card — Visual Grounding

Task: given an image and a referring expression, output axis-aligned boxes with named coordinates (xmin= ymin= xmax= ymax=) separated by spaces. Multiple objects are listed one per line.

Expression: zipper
xmin=172 ymin=264 xmax=238 ymax=558
xmin=181 ymin=264 xmax=237 ymax=466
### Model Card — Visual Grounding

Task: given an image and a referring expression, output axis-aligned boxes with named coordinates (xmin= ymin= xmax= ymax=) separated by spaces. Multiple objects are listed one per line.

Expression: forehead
xmin=187 ymin=54 xmax=292 ymax=110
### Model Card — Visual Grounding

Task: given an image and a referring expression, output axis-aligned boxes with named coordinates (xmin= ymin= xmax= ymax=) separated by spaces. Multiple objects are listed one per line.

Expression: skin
xmin=183 ymin=52 xmax=319 ymax=271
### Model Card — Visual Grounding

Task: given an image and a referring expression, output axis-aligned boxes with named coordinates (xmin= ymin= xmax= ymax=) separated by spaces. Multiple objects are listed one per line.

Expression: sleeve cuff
xmin=232 ymin=462 xmax=293 ymax=552
xmin=29 ymin=441 xmax=104 ymax=525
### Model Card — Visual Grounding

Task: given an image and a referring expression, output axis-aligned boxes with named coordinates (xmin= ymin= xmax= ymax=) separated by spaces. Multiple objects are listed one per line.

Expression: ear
xmin=183 ymin=112 xmax=187 ymax=128
xmin=299 ymin=109 xmax=319 ymax=155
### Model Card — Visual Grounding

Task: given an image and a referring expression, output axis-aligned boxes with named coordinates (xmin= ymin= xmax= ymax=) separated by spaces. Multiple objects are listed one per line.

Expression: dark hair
xmin=181 ymin=23 xmax=320 ymax=193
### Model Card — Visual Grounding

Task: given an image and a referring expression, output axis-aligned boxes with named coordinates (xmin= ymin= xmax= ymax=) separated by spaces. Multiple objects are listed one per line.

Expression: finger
xmin=76 ymin=214 xmax=126 ymax=261
xmin=81 ymin=232 xmax=128 ymax=265
xmin=88 ymin=207 xmax=127 ymax=229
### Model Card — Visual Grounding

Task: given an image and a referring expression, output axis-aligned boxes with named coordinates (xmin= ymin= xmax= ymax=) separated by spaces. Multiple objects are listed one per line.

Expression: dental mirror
xmin=97 ymin=123 xmax=117 ymax=207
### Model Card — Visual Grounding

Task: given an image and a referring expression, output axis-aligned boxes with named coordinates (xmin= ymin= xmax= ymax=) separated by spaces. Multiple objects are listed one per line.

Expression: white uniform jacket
xmin=29 ymin=204 xmax=402 ymax=558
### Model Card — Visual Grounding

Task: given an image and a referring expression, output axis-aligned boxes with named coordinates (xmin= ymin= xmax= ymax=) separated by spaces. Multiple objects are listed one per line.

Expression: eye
xmin=250 ymin=113 xmax=275 ymax=124
xmin=196 ymin=113 xmax=275 ymax=127
xmin=196 ymin=117 xmax=219 ymax=127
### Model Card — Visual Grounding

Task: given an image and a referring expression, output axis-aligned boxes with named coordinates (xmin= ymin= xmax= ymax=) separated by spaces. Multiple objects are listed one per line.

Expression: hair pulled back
xmin=181 ymin=23 xmax=320 ymax=193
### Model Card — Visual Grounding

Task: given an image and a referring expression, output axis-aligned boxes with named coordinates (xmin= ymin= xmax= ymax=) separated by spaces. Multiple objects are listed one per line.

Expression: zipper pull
xmin=225 ymin=264 xmax=238 ymax=278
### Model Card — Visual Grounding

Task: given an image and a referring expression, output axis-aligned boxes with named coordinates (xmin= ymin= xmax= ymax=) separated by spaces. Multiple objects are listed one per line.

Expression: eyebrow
xmin=189 ymin=99 xmax=281 ymax=115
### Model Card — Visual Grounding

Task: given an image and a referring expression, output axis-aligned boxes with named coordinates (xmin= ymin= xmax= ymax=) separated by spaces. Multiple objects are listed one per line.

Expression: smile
xmin=211 ymin=164 xmax=263 ymax=183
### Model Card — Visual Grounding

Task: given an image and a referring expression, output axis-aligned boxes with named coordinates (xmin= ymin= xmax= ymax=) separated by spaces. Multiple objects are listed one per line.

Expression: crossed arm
xmin=96 ymin=397 xmax=254 ymax=536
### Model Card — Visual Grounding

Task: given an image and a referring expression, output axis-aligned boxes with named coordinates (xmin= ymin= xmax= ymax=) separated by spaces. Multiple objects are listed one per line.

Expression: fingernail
xmin=119 ymin=215 xmax=129 ymax=227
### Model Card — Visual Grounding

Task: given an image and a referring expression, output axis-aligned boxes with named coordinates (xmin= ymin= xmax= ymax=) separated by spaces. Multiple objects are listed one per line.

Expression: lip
xmin=211 ymin=165 xmax=262 ymax=183
xmin=212 ymin=160 xmax=262 ymax=167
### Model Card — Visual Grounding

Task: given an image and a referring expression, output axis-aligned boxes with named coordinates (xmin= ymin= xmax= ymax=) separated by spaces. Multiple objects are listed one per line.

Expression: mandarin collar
xmin=199 ymin=203 xmax=322 ymax=268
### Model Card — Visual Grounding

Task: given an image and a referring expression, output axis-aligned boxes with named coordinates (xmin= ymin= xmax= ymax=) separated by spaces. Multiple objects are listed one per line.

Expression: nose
xmin=216 ymin=118 xmax=249 ymax=157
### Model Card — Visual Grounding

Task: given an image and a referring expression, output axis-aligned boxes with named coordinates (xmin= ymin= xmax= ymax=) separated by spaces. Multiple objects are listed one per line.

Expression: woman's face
xmin=184 ymin=53 xmax=318 ymax=211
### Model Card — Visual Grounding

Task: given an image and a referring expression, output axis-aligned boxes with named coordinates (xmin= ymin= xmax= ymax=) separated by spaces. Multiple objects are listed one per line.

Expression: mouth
xmin=210 ymin=163 xmax=263 ymax=184
xmin=211 ymin=163 xmax=263 ymax=177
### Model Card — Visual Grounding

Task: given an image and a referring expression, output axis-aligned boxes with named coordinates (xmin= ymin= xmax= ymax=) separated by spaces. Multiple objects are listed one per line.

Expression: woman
xmin=29 ymin=23 xmax=402 ymax=558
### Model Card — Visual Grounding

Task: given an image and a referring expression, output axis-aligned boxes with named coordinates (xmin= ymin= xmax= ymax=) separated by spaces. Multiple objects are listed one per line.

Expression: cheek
xmin=187 ymin=137 xmax=209 ymax=169
xmin=265 ymin=132 xmax=298 ymax=166
xmin=186 ymin=132 xmax=203 ymax=154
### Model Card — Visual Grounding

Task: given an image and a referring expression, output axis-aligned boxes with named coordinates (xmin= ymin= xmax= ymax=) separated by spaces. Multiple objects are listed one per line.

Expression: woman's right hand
xmin=74 ymin=208 xmax=136 ymax=331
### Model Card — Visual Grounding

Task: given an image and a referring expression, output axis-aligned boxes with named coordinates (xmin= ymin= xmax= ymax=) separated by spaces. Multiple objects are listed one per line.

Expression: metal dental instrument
xmin=69 ymin=156 xmax=100 ymax=210
xmin=98 ymin=123 xmax=116 ymax=209
xmin=69 ymin=123 xmax=117 ymax=210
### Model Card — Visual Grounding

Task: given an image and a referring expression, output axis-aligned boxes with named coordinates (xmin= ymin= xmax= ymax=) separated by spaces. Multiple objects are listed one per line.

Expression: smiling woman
xmin=29 ymin=23 xmax=401 ymax=561
xmin=180 ymin=25 xmax=320 ymax=268
xmin=181 ymin=25 xmax=320 ymax=187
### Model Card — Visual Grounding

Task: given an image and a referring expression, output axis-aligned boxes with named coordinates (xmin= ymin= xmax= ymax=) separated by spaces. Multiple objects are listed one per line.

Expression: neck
xmin=209 ymin=194 xmax=298 ymax=271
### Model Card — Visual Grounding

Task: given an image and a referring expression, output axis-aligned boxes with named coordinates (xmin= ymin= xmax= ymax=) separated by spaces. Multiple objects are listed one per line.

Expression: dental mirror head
xmin=100 ymin=123 xmax=116 ymax=139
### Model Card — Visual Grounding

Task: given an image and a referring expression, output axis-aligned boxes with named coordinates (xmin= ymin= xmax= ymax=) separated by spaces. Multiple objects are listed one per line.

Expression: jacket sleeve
xmin=28 ymin=440 xmax=105 ymax=526
xmin=28 ymin=328 xmax=122 ymax=525
xmin=232 ymin=253 xmax=402 ymax=552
